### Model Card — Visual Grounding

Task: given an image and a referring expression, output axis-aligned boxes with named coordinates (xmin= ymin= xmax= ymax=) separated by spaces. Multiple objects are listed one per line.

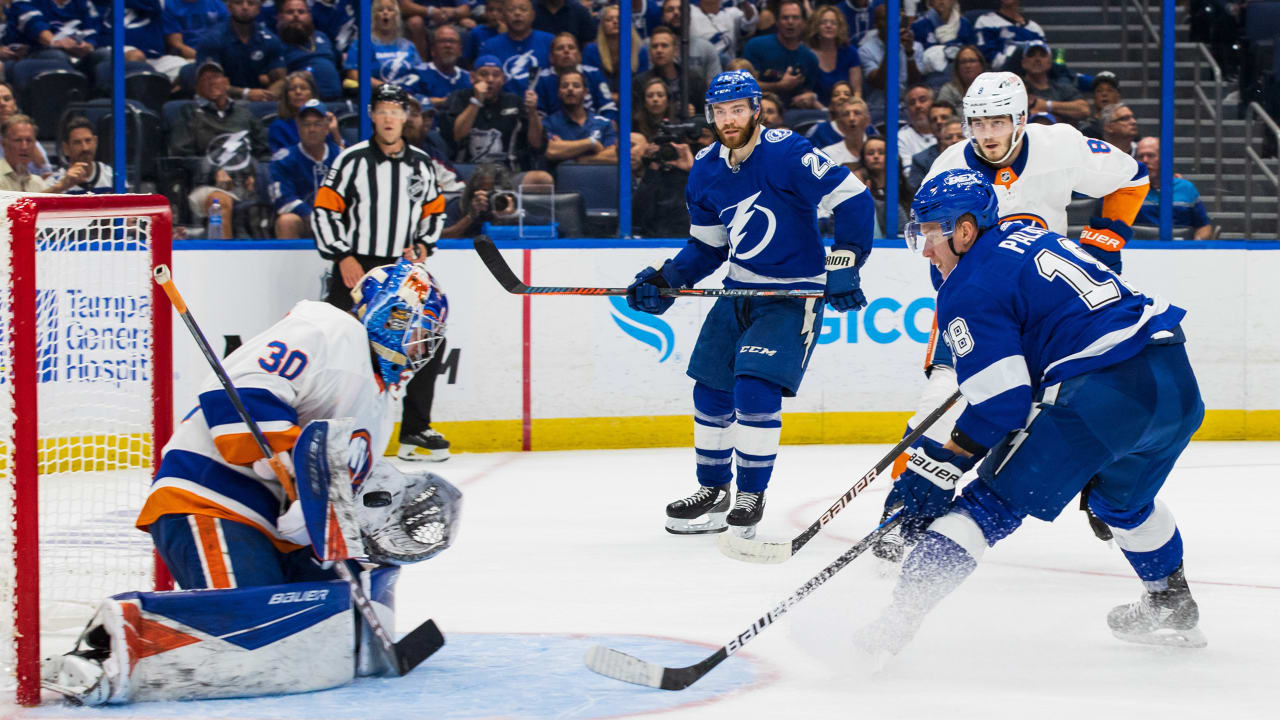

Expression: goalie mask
xmin=357 ymin=463 xmax=462 ymax=565
xmin=351 ymin=259 xmax=448 ymax=387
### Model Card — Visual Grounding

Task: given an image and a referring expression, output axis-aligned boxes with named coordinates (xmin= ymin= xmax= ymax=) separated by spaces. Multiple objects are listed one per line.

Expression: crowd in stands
xmin=0 ymin=0 xmax=1223 ymax=238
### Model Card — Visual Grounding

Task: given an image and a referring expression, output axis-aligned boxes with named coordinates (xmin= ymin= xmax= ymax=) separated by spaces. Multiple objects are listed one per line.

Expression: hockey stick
xmin=152 ymin=265 xmax=444 ymax=676
xmin=585 ymin=511 xmax=904 ymax=690
xmin=473 ymin=234 xmax=823 ymax=298
xmin=717 ymin=389 xmax=962 ymax=564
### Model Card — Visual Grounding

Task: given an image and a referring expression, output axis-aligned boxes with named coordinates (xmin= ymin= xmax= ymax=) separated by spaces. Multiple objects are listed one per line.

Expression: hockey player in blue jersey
xmin=626 ymin=70 xmax=875 ymax=538
xmin=856 ymin=169 xmax=1206 ymax=657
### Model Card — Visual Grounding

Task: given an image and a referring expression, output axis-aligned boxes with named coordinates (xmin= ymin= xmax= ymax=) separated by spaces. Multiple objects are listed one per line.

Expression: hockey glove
xmin=823 ymin=249 xmax=866 ymax=312
xmin=626 ymin=260 xmax=682 ymax=315
xmin=892 ymin=436 xmax=978 ymax=519
xmin=1078 ymin=216 xmax=1132 ymax=274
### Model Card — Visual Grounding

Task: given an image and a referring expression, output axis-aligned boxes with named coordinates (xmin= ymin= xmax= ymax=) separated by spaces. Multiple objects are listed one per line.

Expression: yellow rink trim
xmin=3 ymin=410 xmax=1275 ymax=470
xmin=412 ymin=408 xmax=1280 ymax=454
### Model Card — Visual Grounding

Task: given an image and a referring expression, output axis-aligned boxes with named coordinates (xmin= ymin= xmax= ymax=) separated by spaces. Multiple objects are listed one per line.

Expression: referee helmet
xmin=370 ymin=83 xmax=411 ymax=113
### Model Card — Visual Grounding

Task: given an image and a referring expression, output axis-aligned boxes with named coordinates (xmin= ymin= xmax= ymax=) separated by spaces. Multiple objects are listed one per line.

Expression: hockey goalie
xmin=42 ymin=259 xmax=462 ymax=704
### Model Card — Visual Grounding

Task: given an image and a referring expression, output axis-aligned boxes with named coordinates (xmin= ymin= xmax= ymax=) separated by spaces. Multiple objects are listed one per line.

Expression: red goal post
xmin=0 ymin=194 xmax=173 ymax=706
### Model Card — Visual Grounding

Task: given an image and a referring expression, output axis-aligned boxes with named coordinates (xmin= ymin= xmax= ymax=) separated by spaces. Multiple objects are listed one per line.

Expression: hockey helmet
xmin=905 ymin=169 xmax=1000 ymax=255
xmin=962 ymin=72 xmax=1028 ymax=165
xmin=351 ymin=259 xmax=448 ymax=387
xmin=369 ymin=82 xmax=411 ymax=114
xmin=704 ymin=70 xmax=762 ymax=124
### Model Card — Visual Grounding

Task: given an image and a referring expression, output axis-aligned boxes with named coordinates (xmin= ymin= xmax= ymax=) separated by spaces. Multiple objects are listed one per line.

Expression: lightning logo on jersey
xmin=722 ymin=191 xmax=778 ymax=261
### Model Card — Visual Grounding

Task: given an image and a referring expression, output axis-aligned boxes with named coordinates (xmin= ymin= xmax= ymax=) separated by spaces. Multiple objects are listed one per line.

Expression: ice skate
xmin=726 ymin=490 xmax=765 ymax=540
xmin=665 ymin=484 xmax=730 ymax=534
xmin=42 ymin=653 xmax=111 ymax=706
xmin=1107 ymin=566 xmax=1206 ymax=648
xmin=397 ymin=428 xmax=451 ymax=462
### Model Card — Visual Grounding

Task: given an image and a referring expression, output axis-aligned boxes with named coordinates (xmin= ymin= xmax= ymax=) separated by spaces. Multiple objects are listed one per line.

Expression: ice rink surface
xmin=14 ymin=442 xmax=1279 ymax=719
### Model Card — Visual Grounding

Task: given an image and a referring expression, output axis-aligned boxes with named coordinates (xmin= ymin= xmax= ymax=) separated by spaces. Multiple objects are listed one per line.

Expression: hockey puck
xmin=364 ymin=491 xmax=393 ymax=507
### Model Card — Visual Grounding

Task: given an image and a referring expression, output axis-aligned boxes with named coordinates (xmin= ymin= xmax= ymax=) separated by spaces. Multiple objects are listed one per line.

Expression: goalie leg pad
xmin=45 ymin=579 xmax=358 ymax=704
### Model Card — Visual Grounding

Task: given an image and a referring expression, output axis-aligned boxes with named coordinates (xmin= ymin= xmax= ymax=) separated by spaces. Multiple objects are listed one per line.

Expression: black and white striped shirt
xmin=312 ymin=140 xmax=445 ymax=260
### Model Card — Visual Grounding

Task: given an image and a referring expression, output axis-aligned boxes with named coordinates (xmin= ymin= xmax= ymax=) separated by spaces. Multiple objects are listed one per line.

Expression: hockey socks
xmin=733 ymin=376 xmax=782 ymax=493
xmin=1090 ymin=498 xmax=1184 ymax=587
xmin=692 ymin=382 xmax=735 ymax=487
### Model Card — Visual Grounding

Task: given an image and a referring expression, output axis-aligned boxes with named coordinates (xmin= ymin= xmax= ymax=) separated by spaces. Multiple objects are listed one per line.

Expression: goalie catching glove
xmin=292 ymin=417 xmax=462 ymax=564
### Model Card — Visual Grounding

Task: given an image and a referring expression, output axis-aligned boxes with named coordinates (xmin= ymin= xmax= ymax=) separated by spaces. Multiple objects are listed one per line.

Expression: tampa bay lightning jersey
xmin=939 ymin=221 xmax=1185 ymax=449
xmin=675 ymin=127 xmax=874 ymax=291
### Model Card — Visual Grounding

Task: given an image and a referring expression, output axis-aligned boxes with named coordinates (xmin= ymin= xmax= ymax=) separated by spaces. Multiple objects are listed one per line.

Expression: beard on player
xmin=714 ymin=109 xmax=760 ymax=150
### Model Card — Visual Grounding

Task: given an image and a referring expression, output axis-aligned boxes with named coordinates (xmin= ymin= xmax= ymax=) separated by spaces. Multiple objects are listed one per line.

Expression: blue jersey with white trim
xmin=938 ymin=221 xmax=1185 ymax=449
xmin=676 ymin=127 xmax=874 ymax=291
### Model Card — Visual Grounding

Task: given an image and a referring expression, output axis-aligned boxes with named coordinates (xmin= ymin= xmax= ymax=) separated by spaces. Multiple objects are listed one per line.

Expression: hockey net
xmin=0 ymin=193 xmax=173 ymax=706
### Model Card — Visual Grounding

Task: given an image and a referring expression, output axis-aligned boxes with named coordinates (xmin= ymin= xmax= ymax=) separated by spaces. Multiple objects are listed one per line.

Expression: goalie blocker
xmin=43 ymin=420 xmax=462 ymax=704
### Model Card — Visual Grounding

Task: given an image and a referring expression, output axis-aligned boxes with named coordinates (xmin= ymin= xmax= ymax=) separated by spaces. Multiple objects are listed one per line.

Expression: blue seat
xmin=25 ymin=70 xmax=89 ymax=140
xmin=247 ymin=101 xmax=279 ymax=119
xmin=93 ymin=61 xmax=153 ymax=95
xmin=555 ymin=163 xmax=618 ymax=235
xmin=10 ymin=58 xmax=73 ymax=94
xmin=125 ymin=70 xmax=171 ymax=114
xmin=451 ymin=162 xmax=477 ymax=180
xmin=782 ymin=108 xmax=829 ymax=129
xmin=162 ymin=99 xmax=194 ymax=135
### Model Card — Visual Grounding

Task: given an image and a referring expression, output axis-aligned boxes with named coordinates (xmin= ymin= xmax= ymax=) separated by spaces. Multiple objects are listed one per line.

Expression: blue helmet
xmin=704 ymin=70 xmax=761 ymax=123
xmin=905 ymin=169 xmax=1001 ymax=254
xmin=351 ymin=259 xmax=448 ymax=387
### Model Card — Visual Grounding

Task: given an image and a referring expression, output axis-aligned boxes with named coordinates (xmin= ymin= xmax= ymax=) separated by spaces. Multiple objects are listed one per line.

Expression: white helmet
xmin=962 ymin=72 xmax=1028 ymax=165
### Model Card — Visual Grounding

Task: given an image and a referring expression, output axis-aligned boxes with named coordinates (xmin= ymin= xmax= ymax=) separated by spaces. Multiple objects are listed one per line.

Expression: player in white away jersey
xmin=875 ymin=72 xmax=1150 ymax=560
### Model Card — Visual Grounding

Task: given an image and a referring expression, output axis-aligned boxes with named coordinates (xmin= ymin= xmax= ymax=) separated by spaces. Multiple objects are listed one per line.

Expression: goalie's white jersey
xmin=922 ymin=123 xmax=1148 ymax=235
xmin=137 ymin=301 xmax=394 ymax=549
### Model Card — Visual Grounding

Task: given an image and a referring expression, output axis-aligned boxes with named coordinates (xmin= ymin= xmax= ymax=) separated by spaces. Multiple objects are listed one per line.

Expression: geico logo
xmin=818 ymin=296 xmax=936 ymax=345
xmin=268 ymin=589 xmax=330 ymax=604
xmin=739 ymin=346 xmax=777 ymax=356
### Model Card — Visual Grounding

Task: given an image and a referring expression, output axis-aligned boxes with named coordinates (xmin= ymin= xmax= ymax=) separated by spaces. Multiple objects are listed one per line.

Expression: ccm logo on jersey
xmin=268 ymin=589 xmax=330 ymax=604
xmin=740 ymin=346 xmax=777 ymax=356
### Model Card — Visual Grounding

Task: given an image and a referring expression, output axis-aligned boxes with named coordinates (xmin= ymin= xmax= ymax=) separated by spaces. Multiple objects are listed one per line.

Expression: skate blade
xmin=1112 ymin=626 xmax=1207 ymax=649
xmin=665 ymin=511 xmax=728 ymax=535
xmin=397 ymin=446 xmax=451 ymax=462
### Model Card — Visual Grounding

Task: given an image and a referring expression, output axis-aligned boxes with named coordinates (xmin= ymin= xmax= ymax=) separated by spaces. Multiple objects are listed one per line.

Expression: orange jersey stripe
xmin=212 ymin=427 xmax=301 ymax=465
xmin=193 ymin=515 xmax=235 ymax=589
xmin=315 ymin=186 xmax=346 ymax=213
xmin=1100 ymin=182 xmax=1149 ymax=226
xmin=420 ymin=194 xmax=445 ymax=218
xmin=136 ymin=486 xmax=306 ymax=554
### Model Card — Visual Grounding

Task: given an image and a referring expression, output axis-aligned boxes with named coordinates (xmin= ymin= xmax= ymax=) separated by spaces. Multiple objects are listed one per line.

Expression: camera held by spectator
xmin=650 ymin=120 xmax=706 ymax=165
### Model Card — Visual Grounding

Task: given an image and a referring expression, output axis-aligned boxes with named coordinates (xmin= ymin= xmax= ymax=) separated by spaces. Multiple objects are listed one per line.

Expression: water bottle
xmin=1053 ymin=48 xmax=1066 ymax=66
xmin=208 ymin=197 xmax=223 ymax=239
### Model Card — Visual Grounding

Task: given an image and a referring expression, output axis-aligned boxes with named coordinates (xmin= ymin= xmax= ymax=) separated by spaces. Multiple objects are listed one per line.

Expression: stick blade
xmin=471 ymin=234 xmax=524 ymax=293
xmin=394 ymin=619 xmax=445 ymax=675
xmin=584 ymin=644 xmax=665 ymax=688
xmin=716 ymin=531 xmax=793 ymax=564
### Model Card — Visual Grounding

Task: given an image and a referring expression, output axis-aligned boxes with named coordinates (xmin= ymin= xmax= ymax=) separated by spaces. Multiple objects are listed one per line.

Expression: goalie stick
xmin=585 ymin=512 xmax=904 ymax=690
xmin=717 ymin=389 xmax=963 ymax=564
xmin=473 ymin=234 xmax=823 ymax=298
xmin=152 ymin=265 xmax=444 ymax=677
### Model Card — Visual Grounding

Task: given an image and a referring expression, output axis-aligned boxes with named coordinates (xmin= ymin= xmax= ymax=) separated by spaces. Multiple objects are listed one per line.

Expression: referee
xmin=312 ymin=83 xmax=452 ymax=462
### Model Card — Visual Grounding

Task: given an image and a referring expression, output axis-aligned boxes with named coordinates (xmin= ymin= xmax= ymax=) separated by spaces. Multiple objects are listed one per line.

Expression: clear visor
xmin=904 ymin=218 xmax=955 ymax=256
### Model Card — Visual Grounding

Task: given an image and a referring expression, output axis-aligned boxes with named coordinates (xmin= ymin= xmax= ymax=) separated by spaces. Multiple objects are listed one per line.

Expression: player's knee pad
xmin=54 ymin=577 xmax=361 ymax=704
xmin=951 ymin=480 xmax=1026 ymax=548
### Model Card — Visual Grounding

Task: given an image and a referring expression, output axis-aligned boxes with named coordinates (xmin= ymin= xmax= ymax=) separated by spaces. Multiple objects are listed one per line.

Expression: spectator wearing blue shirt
xmin=534 ymin=0 xmax=595 ymax=49
xmin=344 ymin=0 xmax=430 ymax=94
xmin=973 ymin=0 xmax=1046 ymax=70
xmin=837 ymin=0 xmax=882 ymax=47
xmin=464 ymin=0 xmax=505 ymax=63
xmin=1130 ymin=136 xmax=1213 ymax=240
xmin=269 ymin=98 xmax=339 ymax=238
xmin=534 ymin=32 xmax=615 ymax=121
xmin=422 ymin=24 xmax=472 ymax=109
xmin=196 ymin=0 xmax=287 ymax=101
xmin=5 ymin=0 xmax=98 ymax=63
xmin=911 ymin=0 xmax=978 ymax=75
xmin=585 ymin=3 xmax=649 ymax=96
xmin=481 ymin=0 xmax=554 ymax=92
xmin=400 ymin=0 xmax=473 ymax=61
xmin=310 ymin=0 xmax=357 ymax=53
xmin=805 ymin=4 xmax=863 ymax=106
xmin=543 ymin=69 xmax=616 ymax=165
xmin=743 ymin=0 xmax=822 ymax=109
xmin=93 ymin=0 xmax=186 ymax=78
xmin=164 ymin=0 xmax=230 ymax=61
xmin=268 ymin=71 xmax=344 ymax=155
xmin=860 ymin=4 xmax=923 ymax=120
xmin=275 ymin=0 xmax=342 ymax=100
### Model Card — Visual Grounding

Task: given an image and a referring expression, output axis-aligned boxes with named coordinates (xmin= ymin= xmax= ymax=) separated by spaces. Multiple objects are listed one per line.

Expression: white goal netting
xmin=0 ymin=194 xmax=170 ymax=703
